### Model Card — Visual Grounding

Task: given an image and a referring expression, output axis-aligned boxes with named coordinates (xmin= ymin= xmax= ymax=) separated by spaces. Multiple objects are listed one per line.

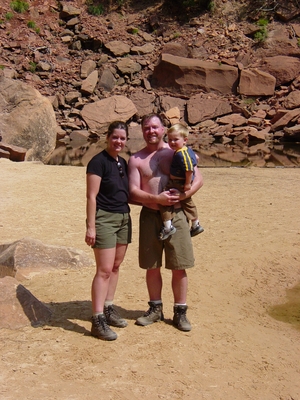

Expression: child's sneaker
xmin=190 ymin=224 xmax=204 ymax=237
xmin=158 ymin=225 xmax=176 ymax=240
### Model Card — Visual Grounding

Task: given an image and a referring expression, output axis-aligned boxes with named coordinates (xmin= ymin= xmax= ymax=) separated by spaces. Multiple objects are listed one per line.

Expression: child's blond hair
xmin=167 ymin=123 xmax=189 ymax=139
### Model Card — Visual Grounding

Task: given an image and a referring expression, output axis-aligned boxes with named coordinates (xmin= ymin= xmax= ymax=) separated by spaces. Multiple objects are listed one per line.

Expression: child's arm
xmin=184 ymin=170 xmax=193 ymax=192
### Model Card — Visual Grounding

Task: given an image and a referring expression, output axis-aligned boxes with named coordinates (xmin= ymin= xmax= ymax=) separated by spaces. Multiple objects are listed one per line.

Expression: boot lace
xmin=105 ymin=305 xmax=120 ymax=319
xmin=144 ymin=306 xmax=156 ymax=316
xmin=94 ymin=315 xmax=110 ymax=332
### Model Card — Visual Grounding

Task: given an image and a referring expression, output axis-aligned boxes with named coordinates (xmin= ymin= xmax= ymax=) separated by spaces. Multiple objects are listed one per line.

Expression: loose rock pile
xmin=1 ymin=0 xmax=300 ymax=166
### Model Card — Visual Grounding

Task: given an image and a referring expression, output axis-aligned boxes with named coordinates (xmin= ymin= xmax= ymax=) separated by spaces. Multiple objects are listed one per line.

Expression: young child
xmin=158 ymin=123 xmax=204 ymax=240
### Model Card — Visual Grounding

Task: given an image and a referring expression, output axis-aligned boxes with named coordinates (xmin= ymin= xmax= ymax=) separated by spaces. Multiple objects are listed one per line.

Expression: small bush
xmin=27 ymin=20 xmax=36 ymax=29
xmin=257 ymin=17 xmax=269 ymax=27
xmin=5 ymin=12 xmax=14 ymax=20
xmin=254 ymin=18 xmax=269 ymax=42
xmin=87 ymin=4 xmax=104 ymax=15
xmin=10 ymin=0 xmax=29 ymax=13
xmin=29 ymin=61 xmax=37 ymax=73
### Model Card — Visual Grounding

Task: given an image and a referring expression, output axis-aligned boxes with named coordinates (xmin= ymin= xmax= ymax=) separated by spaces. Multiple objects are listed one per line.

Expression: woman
xmin=85 ymin=121 xmax=131 ymax=341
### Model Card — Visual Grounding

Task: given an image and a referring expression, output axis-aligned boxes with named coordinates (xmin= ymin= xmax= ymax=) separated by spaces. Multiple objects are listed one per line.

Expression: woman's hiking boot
xmin=135 ymin=301 xmax=164 ymax=326
xmin=172 ymin=305 xmax=191 ymax=331
xmin=91 ymin=314 xmax=117 ymax=341
xmin=104 ymin=305 xmax=127 ymax=328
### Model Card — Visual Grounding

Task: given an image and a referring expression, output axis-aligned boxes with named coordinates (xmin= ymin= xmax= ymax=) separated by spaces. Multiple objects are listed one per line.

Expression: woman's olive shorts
xmin=93 ymin=209 xmax=132 ymax=249
xmin=139 ymin=207 xmax=194 ymax=270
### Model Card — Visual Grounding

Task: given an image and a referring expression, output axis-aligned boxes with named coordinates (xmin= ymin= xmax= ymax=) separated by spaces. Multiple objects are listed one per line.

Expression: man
xmin=128 ymin=113 xmax=203 ymax=331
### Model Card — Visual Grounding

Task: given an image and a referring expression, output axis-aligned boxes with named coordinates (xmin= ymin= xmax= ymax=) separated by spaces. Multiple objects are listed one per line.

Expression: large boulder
xmin=239 ymin=68 xmax=276 ymax=96
xmin=259 ymin=56 xmax=300 ymax=87
xmin=0 ymin=238 xmax=94 ymax=280
xmin=129 ymin=88 xmax=156 ymax=117
xmin=0 ymin=76 xmax=57 ymax=162
xmin=187 ymin=93 xmax=232 ymax=124
xmin=152 ymin=53 xmax=239 ymax=95
xmin=81 ymin=95 xmax=137 ymax=134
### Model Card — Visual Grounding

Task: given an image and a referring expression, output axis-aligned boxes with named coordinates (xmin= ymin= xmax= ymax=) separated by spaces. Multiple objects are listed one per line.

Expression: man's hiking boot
xmin=136 ymin=301 xmax=164 ymax=326
xmin=91 ymin=314 xmax=117 ymax=341
xmin=172 ymin=305 xmax=191 ymax=331
xmin=158 ymin=225 xmax=176 ymax=240
xmin=104 ymin=305 xmax=127 ymax=328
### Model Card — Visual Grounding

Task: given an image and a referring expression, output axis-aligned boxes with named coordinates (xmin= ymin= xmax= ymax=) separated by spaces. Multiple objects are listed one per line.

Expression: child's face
xmin=168 ymin=131 xmax=187 ymax=151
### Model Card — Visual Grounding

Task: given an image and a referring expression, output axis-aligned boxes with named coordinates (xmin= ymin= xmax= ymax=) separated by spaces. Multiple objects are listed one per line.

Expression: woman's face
xmin=107 ymin=128 xmax=127 ymax=154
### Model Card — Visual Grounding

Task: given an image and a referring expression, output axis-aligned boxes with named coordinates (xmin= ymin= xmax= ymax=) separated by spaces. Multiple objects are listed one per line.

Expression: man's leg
xmin=136 ymin=268 xmax=164 ymax=326
xmin=146 ymin=268 xmax=163 ymax=300
xmin=171 ymin=269 xmax=187 ymax=303
xmin=171 ymin=269 xmax=192 ymax=332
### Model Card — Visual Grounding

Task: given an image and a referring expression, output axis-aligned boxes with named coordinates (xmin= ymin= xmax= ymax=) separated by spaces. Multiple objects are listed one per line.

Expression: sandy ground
xmin=0 ymin=158 xmax=300 ymax=400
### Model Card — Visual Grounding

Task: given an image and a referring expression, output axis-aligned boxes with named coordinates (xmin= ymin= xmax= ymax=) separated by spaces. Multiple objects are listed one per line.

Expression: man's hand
xmin=157 ymin=189 xmax=180 ymax=206
xmin=184 ymin=183 xmax=192 ymax=192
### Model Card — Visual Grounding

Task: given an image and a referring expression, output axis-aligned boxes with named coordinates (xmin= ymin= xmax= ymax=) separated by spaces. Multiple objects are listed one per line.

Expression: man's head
xmin=141 ymin=113 xmax=165 ymax=146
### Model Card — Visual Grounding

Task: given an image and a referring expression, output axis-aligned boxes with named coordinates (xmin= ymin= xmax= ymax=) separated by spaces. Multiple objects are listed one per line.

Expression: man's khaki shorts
xmin=139 ymin=207 xmax=194 ymax=270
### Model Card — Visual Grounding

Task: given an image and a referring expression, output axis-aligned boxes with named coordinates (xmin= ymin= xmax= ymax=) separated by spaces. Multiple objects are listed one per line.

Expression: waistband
xmin=142 ymin=206 xmax=182 ymax=213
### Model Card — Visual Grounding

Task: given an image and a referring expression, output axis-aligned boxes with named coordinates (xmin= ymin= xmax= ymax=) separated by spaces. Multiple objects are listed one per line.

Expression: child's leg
xmin=158 ymin=205 xmax=176 ymax=240
xmin=164 ymin=219 xmax=172 ymax=230
xmin=191 ymin=218 xmax=200 ymax=229
xmin=181 ymin=197 xmax=204 ymax=236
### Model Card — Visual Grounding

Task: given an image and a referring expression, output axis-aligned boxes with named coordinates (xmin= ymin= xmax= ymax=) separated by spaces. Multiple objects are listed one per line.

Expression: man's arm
xmin=177 ymin=167 xmax=203 ymax=201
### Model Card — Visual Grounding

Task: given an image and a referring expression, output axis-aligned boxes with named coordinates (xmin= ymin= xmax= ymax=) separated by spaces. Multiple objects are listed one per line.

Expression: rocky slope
xmin=1 ymin=0 xmax=300 ymax=166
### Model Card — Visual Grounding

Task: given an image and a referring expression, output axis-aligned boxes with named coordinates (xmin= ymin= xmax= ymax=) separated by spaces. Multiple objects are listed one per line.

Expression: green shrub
xmin=27 ymin=20 xmax=36 ymax=29
xmin=173 ymin=32 xmax=181 ymax=38
xmin=254 ymin=18 xmax=269 ymax=42
xmin=87 ymin=4 xmax=104 ymax=15
xmin=257 ymin=17 xmax=269 ymax=27
xmin=29 ymin=61 xmax=37 ymax=73
xmin=10 ymin=0 xmax=29 ymax=13
xmin=5 ymin=12 xmax=14 ymax=20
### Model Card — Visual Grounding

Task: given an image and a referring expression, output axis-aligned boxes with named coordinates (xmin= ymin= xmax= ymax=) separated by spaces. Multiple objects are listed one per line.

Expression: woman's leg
xmin=91 ymin=244 xmax=128 ymax=313
xmin=106 ymin=243 xmax=128 ymax=301
xmin=91 ymin=247 xmax=116 ymax=314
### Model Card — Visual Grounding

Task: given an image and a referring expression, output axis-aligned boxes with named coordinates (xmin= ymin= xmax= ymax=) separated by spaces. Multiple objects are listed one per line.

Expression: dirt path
xmin=0 ymin=158 xmax=300 ymax=400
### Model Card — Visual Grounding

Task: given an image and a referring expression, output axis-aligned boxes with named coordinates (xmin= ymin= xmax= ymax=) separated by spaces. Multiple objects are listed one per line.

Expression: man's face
xmin=142 ymin=117 xmax=165 ymax=145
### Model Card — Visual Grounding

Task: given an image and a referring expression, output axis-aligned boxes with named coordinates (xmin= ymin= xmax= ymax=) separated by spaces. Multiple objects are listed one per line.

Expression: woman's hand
xmin=85 ymin=227 xmax=96 ymax=247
